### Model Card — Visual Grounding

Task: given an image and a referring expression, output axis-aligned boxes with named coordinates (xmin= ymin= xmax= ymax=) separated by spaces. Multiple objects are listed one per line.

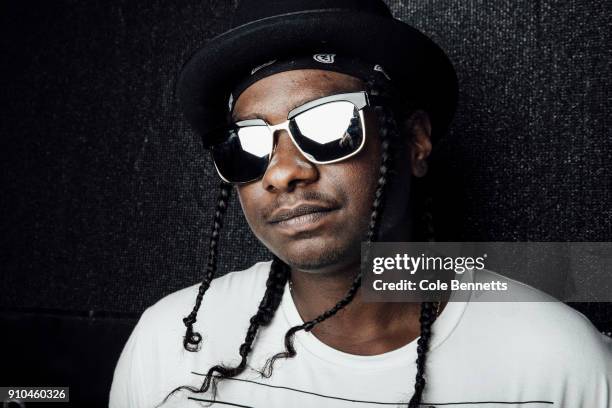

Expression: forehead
xmin=232 ymin=69 xmax=364 ymax=122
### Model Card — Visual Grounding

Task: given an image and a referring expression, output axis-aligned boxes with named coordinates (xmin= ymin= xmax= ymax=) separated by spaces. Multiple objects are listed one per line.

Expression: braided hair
xmin=175 ymin=98 xmax=439 ymax=407
xmin=182 ymin=182 xmax=232 ymax=352
xmin=197 ymin=255 xmax=289 ymax=395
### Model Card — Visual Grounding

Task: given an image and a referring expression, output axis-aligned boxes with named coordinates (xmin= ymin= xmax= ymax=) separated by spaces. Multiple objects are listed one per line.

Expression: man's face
xmin=232 ymin=69 xmax=384 ymax=273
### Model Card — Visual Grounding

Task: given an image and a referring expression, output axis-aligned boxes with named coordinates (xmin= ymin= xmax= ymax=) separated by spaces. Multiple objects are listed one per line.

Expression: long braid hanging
xmin=408 ymin=115 xmax=438 ymax=407
xmin=164 ymin=199 xmax=289 ymax=404
xmin=408 ymin=301 xmax=437 ymax=407
xmin=198 ymin=255 xmax=289 ymax=394
xmin=183 ymin=182 xmax=233 ymax=352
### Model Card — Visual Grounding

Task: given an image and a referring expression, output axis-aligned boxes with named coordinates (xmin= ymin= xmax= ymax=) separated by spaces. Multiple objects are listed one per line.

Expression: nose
xmin=261 ymin=130 xmax=318 ymax=193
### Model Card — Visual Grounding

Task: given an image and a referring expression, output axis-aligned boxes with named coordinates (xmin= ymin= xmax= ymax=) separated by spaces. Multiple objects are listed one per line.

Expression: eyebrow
xmin=232 ymin=111 xmax=267 ymax=122
xmin=231 ymin=93 xmax=335 ymax=123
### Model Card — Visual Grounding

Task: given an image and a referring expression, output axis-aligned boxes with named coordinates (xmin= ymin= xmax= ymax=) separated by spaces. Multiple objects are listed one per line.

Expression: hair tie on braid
xmin=183 ymin=182 xmax=232 ymax=352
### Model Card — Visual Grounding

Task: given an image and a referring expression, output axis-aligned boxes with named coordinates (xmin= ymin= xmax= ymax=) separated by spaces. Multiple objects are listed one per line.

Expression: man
xmin=110 ymin=1 xmax=611 ymax=407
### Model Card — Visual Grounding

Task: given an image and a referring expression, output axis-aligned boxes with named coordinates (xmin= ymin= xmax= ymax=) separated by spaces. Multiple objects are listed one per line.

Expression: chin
xmin=275 ymin=237 xmax=360 ymax=273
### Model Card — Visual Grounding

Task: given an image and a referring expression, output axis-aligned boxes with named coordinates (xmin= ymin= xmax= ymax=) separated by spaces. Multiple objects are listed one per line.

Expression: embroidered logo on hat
xmin=313 ymin=53 xmax=336 ymax=64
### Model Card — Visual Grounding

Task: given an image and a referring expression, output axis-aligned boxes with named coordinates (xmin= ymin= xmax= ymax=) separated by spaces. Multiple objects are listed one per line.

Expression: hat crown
xmin=232 ymin=0 xmax=392 ymax=27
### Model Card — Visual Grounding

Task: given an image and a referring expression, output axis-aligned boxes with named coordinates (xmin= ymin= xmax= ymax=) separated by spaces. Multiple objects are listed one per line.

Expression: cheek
xmin=328 ymin=133 xmax=382 ymax=221
xmin=235 ymin=185 xmax=264 ymax=232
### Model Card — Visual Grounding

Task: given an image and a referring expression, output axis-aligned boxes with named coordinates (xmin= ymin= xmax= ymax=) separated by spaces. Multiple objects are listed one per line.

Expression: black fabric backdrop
xmin=1 ymin=0 xmax=611 ymax=405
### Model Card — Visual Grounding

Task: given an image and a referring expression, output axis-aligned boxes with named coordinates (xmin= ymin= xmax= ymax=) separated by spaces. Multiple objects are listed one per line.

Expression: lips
xmin=268 ymin=203 xmax=338 ymax=225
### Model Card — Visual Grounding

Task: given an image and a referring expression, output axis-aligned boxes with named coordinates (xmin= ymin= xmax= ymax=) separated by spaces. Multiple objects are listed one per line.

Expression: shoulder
xmin=110 ymin=261 xmax=273 ymax=407
xmin=132 ymin=259 xmax=274 ymax=358
xmin=142 ymin=260 xmax=273 ymax=332
xmin=462 ymin=269 xmax=612 ymax=371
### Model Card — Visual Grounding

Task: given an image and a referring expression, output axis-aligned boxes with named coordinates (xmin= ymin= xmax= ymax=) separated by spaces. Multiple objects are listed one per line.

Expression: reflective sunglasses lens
xmin=212 ymin=127 xmax=272 ymax=183
xmin=290 ymin=101 xmax=364 ymax=162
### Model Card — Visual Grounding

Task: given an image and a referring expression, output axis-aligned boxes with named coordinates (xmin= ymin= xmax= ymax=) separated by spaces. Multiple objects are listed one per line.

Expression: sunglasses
xmin=211 ymin=91 xmax=377 ymax=184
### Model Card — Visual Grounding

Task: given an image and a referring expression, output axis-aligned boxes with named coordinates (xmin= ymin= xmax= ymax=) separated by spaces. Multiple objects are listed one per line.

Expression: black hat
xmin=177 ymin=0 xmax=458 ymax=147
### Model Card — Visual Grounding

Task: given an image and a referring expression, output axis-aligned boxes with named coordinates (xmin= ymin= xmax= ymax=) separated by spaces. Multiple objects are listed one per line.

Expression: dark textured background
xmin=1 ymin=0 xmax=611 ymax=405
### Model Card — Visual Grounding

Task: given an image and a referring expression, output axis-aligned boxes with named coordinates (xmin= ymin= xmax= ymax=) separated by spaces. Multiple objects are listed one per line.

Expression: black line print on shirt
xmin=188 ymin=397 xmax=254 ymax=408
xmin=191 ymin=372 xmax=554 ymax=407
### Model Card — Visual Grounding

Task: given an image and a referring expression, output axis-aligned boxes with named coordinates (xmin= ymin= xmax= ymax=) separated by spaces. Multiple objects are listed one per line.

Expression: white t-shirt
xmin=110 ymin=261 xmax=612 ymax=408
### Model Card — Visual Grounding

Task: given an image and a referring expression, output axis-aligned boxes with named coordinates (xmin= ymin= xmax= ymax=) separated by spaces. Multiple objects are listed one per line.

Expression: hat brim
xmin=178 ymin=9 xmax=458 ymax=146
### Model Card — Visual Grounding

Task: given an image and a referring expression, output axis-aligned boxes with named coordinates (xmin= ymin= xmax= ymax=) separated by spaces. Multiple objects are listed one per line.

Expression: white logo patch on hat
xmin=313 ymin=53 xmax=336 ymax=64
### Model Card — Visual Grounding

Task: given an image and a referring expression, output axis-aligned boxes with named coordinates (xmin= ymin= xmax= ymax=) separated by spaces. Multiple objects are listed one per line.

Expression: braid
xmin=198 ymin=255 xmax=289 ymax=395
xmin=183 ymin=182 xmax=232 ymax=352
xmin=261 ymin=104 xmax=396 ymax=377
xmin=408 ymin=301 xmax=438 ymax=407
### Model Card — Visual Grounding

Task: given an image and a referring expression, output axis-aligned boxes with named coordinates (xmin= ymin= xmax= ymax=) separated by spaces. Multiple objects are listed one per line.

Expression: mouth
xmin=268 ymin=203 xmax=339 ymax=233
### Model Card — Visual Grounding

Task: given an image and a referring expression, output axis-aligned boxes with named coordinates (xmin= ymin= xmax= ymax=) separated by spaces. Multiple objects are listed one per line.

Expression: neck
xmin=289 ymin=263 xmax=427 ymax=355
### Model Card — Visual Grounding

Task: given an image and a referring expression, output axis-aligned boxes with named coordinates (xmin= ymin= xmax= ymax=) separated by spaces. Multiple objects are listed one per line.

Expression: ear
xmin=404 ymin=110 xmax=432 ymax=177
